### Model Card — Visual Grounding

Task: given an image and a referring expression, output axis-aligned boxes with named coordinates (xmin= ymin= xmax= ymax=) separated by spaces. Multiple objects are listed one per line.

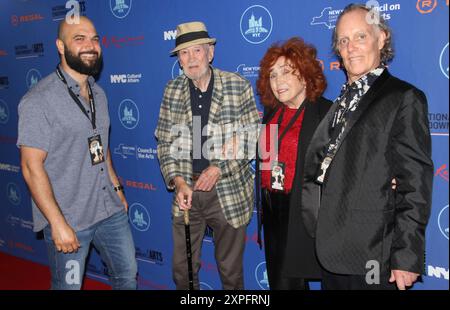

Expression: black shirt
xmin=189 ymin=71 xmax=214 ymax=173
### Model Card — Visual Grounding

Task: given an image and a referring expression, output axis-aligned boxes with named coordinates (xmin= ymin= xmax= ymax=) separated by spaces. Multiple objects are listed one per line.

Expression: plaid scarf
xmin=316 ymin=67 xmax=384 ymax=184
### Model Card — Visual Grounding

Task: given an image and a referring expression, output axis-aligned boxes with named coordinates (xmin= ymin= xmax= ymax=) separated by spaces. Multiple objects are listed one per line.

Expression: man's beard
xmin=184 ymin=64 xmax=210 ymax=82
xmin=64 ymin=46 xmax=103 ymax=76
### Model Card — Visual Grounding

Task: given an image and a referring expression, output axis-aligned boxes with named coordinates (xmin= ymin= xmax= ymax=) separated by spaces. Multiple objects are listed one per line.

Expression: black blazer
xmin=257 ymin=97 xmax=332 ymax=278
xmin=301 ymin=70 xmax=434 ymax=275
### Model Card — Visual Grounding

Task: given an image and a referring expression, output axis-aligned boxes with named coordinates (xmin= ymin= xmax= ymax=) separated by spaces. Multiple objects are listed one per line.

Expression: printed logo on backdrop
xmin=113 ymin=144 xmax=157 ymax=159
xmin=311 ymin=7 xmax=341 ymax=29
xmin=121 ymin=177 xmax=157 ymax=191
xmin=240 ymin=5 xmax=273 ymax=44
xmin=137 ymin=276 xmax=169 ymax=290
xmin=15 ymin=42 xmax=44 ymax=59
xmin=118 ymin=99 xmax=139 ymax=129
xmin=311 ymin=3 xmax=400 ymax=29
xmin=7 ymin=183 xmax=21 ymax=206
xmin=172 ymin=60 xmax=184 ymax=79
xmin=6 ymin=240 xmax=33 ymax=252
xmin=200 ymin=282 xmax=213 ymax=290
xmin=102 ymin=35 xmax=144 ymax=49
xmin=416 ymin=0 xmax=437 ymax=14
xmin=0 ymin=238 xmax=5 ymax=248
xmin=0 ymin=135 xmax=16 ymax=144
xmin=427 ymin=265 xmax=449 ymax=280
xmin=11 ymin=15 xmax=19 ymax=27
xmin=0 ymin=76 xmax=9 ymax=89
xmin=438 ymin=205 xmax=449 ymax=240
xmin=51 ymin=1 xmax=86 ymax=21
xmin=0 ymin=49 xmax=7 ymax=57
xmin=255 ymin=261 xmax=269 ymax=290
xmin=435 ymin=164 xmax=449 ymax=182
xmin=429 ymin=113 xmax=449 ymax=132
xmin=370 ymin=2 xmax=401 ymax=21
xmin=110 ymin=0 xmax=132 ymax=19
xmin=136 ymin=246 xmax=164 ymax=265
xmin=6 ymin=214 xmax=33 ymax=230
xmin=0 ymin=163 xmax=20 ymax=173
xmin=0 ymin=100 xmax=9 ymax=124
xmin=10 ymin=13 xmax=44 ymax=27
xmin=164 ymin=29 xmax=177 ymax=41
xmin=110 ymin=73 xmax=142 ymax=84
xmin=26 ymin=69 xmax=42 ymax=89
xmin=129 ymin=203 xmax=150 ymax=232
xmin=236 ymin=64 xmax=260 ymax=79
xmin=440 ymin=43 xmax=449 ymax=79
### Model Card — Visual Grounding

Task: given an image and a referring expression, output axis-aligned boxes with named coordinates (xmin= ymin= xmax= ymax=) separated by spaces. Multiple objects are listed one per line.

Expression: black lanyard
xmin=276 ymin=105 xmax=305 ymax=153
xmin=56 ymin=66 xmax=96 ymax=130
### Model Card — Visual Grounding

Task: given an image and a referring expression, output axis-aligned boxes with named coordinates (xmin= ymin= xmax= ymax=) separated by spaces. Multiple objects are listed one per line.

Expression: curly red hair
xmin=256 ymin=37 xmax=327 ymax=108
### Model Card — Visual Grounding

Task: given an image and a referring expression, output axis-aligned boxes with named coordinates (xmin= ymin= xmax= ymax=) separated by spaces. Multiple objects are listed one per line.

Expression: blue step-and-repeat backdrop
xmin=0 ymin=0 xmax=448 ymax=290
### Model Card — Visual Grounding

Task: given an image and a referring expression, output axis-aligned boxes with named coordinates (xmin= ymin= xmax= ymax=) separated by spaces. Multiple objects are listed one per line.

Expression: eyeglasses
xmin=269 ymin=66 xmax=296 ymax=81
xmin=337 ymin=31 xmax=369 ymax=50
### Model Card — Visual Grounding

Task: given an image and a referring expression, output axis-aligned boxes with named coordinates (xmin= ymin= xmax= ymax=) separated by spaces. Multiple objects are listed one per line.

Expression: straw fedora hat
xmin=171 ymin=21 xmax=216 ymax=54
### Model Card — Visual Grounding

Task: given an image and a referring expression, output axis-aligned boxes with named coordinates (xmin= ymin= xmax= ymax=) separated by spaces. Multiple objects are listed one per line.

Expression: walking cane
xmin=183 ymin=197 xmax=194 ymax=290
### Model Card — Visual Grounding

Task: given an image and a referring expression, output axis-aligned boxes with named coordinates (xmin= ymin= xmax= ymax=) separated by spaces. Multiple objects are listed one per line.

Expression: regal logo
xmin=416 ymin=0 xmax=437 ymax=14
xmin=11 ymin=13 xmax=44 ymax=26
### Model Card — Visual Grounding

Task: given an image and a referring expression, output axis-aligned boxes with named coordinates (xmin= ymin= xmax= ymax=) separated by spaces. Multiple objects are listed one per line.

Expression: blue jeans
xmin=43 ymin=210 xmax=137 ymax=290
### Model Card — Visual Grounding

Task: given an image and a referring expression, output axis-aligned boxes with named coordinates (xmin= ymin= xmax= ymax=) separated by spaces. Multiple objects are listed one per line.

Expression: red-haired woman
xmin=256 ymin=37 xmax=331 ymax=289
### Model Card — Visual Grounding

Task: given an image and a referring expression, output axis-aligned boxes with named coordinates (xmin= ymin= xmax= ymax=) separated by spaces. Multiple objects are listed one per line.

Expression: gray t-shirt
xmin=17 ymin=67 xmax=123 ymax=232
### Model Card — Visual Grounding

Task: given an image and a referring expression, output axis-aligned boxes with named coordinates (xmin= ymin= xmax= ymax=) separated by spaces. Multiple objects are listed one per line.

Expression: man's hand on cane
xmin=174 ymin=176 xmax=192 ymax=210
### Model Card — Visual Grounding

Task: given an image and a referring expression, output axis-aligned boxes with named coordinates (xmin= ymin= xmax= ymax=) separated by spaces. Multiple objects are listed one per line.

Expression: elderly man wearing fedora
xmin=155 ymin=21 xmax=260 ymax=289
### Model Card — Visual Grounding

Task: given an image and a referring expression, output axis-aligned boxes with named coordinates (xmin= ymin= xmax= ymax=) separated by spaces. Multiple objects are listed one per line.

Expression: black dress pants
xmin=262 ymin=190 xmax=309 ymax=290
